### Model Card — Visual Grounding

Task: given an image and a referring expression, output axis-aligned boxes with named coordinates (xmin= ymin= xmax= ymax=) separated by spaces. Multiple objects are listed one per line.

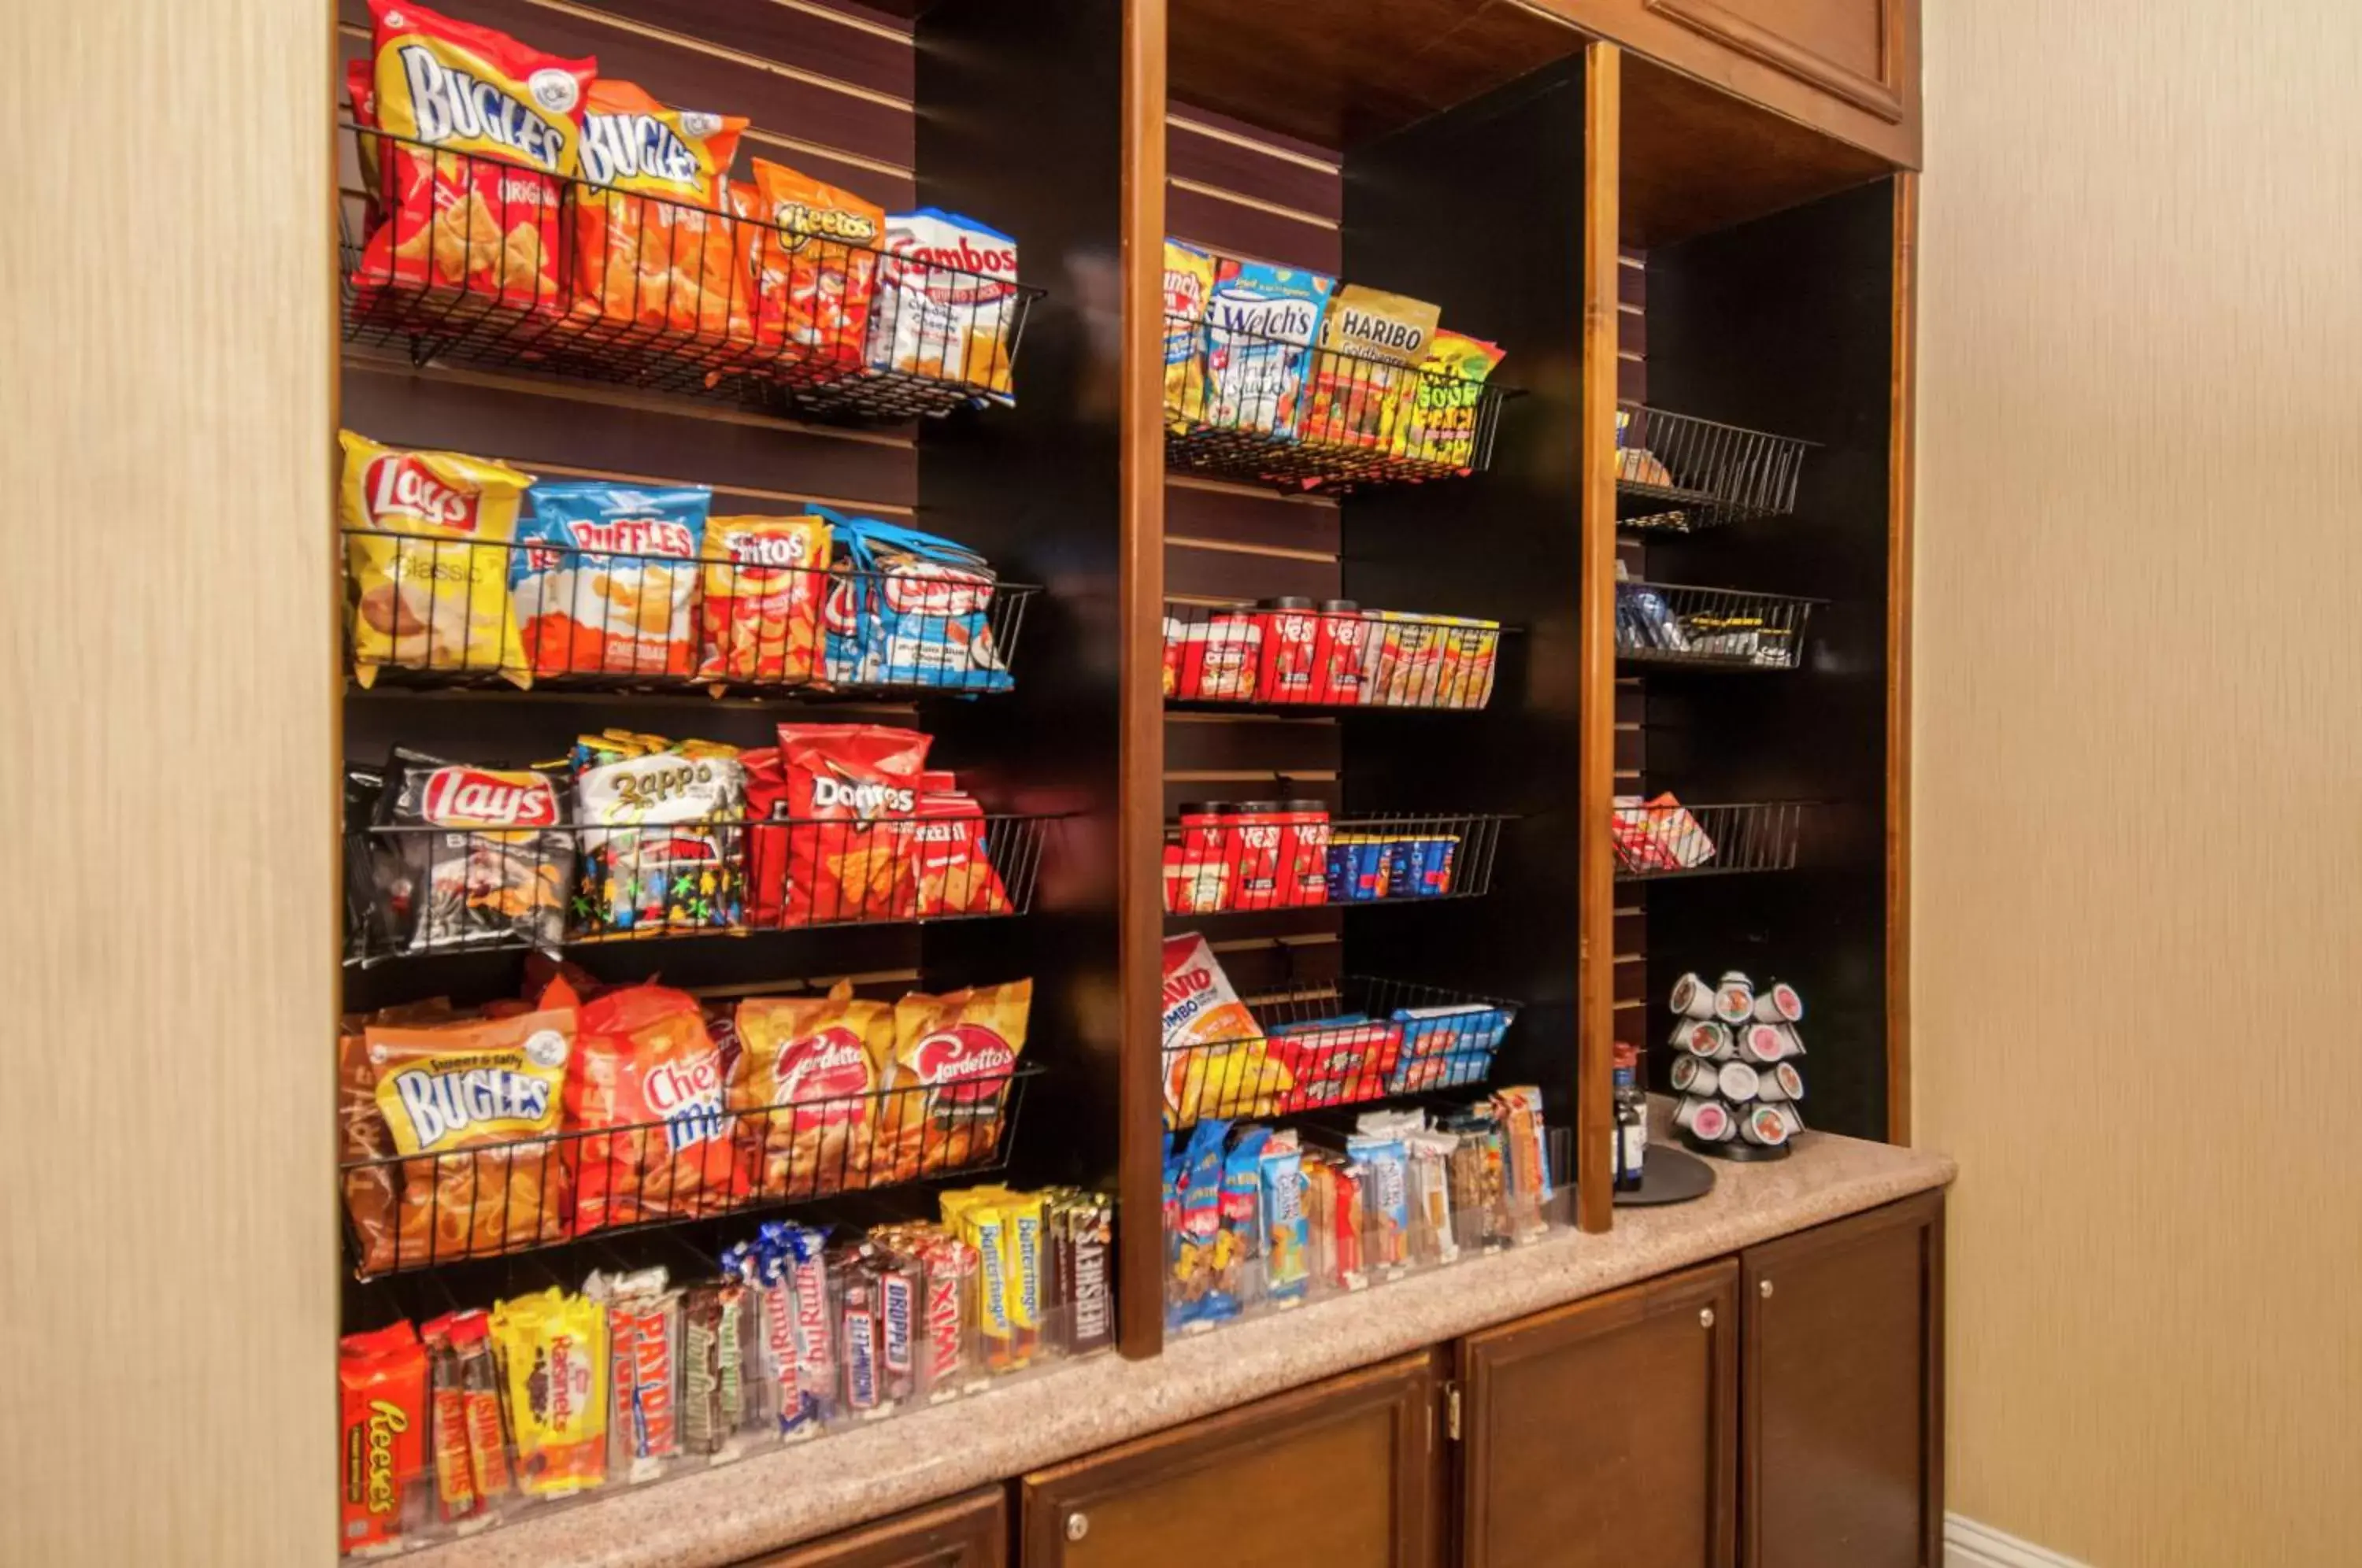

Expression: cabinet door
xmin=1742 ymin=1193 xmax=1943 ymax=1568
xmin=1020 ymin=1351 xmax=1439 ymax=1568
xmin=735 ymin=1485 xmax=1006 ymax=1568
xmin=1457 ymin=1260 xmax=1739 ymax=1568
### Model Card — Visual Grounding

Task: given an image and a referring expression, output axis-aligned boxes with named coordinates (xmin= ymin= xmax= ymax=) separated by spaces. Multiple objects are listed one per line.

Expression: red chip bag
xmin=746 ymin=159 xmax=886 ymax=376
xmin=354 ymin=0 xmax=594 ymax=320
xmin=910 ymin=774 xmax=1010 ymax=918
xmin=340 ymin=1322 xmax=428 ymax=1551
xmin=565 ymin=985 xmax=748 ymax=1235
xmin=753 ymin=724 xmax=932 ymax=927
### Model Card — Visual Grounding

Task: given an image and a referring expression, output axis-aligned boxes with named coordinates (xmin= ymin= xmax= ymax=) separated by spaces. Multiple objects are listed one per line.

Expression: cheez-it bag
xmin=571 ymin=80 xmax=753 ymax=346
xmin=746 ymin=159 xmax=886 ymax=376
xmin=355 ymin=0 xmax=594 ymax=318
xmin=566 ymin=985 xmax=746 ymax=1236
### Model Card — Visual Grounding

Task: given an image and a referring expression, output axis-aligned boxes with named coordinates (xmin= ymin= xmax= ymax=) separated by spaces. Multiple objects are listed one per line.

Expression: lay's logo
xmin=366 ymin=453 xmax=479 ymax=533
xmin=421 ymin=767 xmax=560 ymax=829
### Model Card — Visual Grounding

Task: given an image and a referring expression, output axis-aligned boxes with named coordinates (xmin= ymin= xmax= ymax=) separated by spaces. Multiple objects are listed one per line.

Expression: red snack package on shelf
xmin=764 ymin=724 xmax=932 ymax=926
xmin=1309 ymin=600 xmax=1369 ymax=704
xmin=353 ymin=0 xmax=594 ymax=320
xmin=878 ymin=980 xmax=1031 ymax=1182
xmin=569 ymin=80 xmax=752 ymax=347
xmin=1252 ymin=597 xmax=1321 ymax=704
xmin=1277 ymin=800 xmax=1331 ymax=908
xmin=910 ymin=771 xmax=1011 ymax=918
xmin=566 ymin=985 xmax=748 ymax=1235
xmin=340 ymin=1321 xmax=429 ymax=1552
xmin=1227 ymin=801 xmax=1288 ymax=913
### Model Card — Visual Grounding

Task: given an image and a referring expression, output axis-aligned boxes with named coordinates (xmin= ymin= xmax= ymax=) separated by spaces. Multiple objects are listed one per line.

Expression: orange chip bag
xmin=570 ymin=80 xmax=753 ymax=347
xmin=565 ymin=985 xmax=747 ymax=1236
xmin=746 ymin=159 xmax=886 ymax=376
xmin=368 ymin=1008 xmax=574 ymax=1268
xmin=354 ymin=0 xmax=593 ymax=319
xmin=696 ymin=515 xmax=832 ymax=688
xmin=877 ymin=980 xmax=1031 ymax=1182
xmin=729 ymin=983 xmax=894 ymax=1200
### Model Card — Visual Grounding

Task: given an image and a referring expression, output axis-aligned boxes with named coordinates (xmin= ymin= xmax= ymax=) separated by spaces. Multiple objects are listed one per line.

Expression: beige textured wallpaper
xmin=0 ymin=0 xmax=337 ymax=1562
xmin=1917 ymin=3 xmax=2362 ymax=1564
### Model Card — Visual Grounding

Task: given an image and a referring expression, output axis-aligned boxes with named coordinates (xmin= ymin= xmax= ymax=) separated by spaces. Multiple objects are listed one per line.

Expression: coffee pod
xmin=1668 ymin=972 xmax=1716 ymax=1018
xmin=1751 ymin=981 xmax=1805 ymax=1023
xmin=1669 ymin=1019 xmax=1733 ymax=1059
xmin=1668 ymin=1056 xmax=1708 ymax=1095
xmin=1689 ymin=1100 xmax=1737 ymax=1142
xmin=1739 ymin=1104 xmax=1791 ymax=1147
xmin=1717 ymin=1061 xmax=1762 ymax=1102
xmin=1712 ymin=975 xmax=1754 ymax=1024
xmin=1778 ymin=1023 xmax=1807 ymax=1058
xmin=1674 ymin=1095 xmax=1720 ymax=1133
xmin=1738 ymin=1022 xmax=1790 ymax=1063
xmin=1755 ymin=1062 xmax=1807 ymax=1103
xmin=1773 ymin=1101 xmax=1805 ymax=1136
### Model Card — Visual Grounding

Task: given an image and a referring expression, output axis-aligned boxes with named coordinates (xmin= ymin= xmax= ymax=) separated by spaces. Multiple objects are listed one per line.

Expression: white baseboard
xmin=1946 ymin=1514 xmax=2088 ymax=1568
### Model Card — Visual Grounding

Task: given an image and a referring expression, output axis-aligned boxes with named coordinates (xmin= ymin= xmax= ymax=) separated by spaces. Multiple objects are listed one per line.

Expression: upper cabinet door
xmin=1457 ymin=1261 xmax=1740 ymax=1568
xmin=1742 ymin=1193 xmax=1946 ymax=1568
xmin=1642 ymin=0 xmax=1908 ymax=121
xmin=734 ymin=1486 xmax=1007 ymax=1568
xmin=1019 ymin=1352 xmax=1440 ymax=1568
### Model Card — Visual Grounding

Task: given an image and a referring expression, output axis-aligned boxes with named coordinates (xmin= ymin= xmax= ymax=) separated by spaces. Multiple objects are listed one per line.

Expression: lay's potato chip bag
xmin=569 ymin=80 xmax=753 ymax=346
xmin=340 ymin=431 xmax=533 ymax=688
xmin=746 ymin=160 xmax=886 ymax=376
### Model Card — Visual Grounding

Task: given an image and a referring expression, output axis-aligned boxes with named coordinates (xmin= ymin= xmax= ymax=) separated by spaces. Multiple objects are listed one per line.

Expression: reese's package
xmin=341 ymin=431 xmax=534 ymax=688
xmin=511 ymin=481 xmax=711 ymax=680
xmin=570 ymin=80 xmax=752 ymax=346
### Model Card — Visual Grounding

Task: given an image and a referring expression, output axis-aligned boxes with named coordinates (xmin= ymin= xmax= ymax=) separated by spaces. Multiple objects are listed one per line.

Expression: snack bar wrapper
xmin=1258 ymin=1142 xmax=1309 ymax=1303
xmin=727 ymin=983 xmax=894 ymax=1200
xmin=570 ymin=80 xmax=752 ymax=346
xmin=566 ymin=984 xmax=747 ymax=1235
xmin=340 ymin=432 xmax=534 ymax=688
xmin=746 ymin=159 xmax=886 ymax=375
xmin=820 ymin=514 xmax=1013 ymax=693
xmin=340 ymin=1322 xmax=428 ymax=1551
xmin=697 ymin=515 xmax=831 ymax=689
xmin=1161 ymin=239 xmax=1217 ymax=427
xmin=489 ymin=1288 xmax=609 ymax=1498
xmin=868 ymin=208 xmax=1020 ymax=401
xmin=679 ymin=1279 xmax=749 ymax=1455
xmin=570 ymin=732 xmax=746 ymax=934
xmin=1398 ymin=330 xmax=1505 ymax=472
xmin=1201 ymin=257 xmax=1335 ymax=438
xmin=1160 ymin=933 xmax=1287 ymax=1125
xmin=1167 ymin=1118 xmax=1236 ymax=1326
xmin=1305 ymin=284 xmax=1442 ymax=451
xmin=879 ymin=981 xmax=1031 ymax=1182
xmin=513 ymin=482 xmax=710 ymax=680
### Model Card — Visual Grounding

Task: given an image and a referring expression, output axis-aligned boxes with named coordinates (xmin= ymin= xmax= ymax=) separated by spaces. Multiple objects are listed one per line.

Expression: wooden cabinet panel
xmin=1742 ymin=1194 xmax=1944 ymax=1568
xmin=735 ymin=1485 xmax=1006 ymax=1568
xmin=1020 ymin=1352 xmax=1439 ymax=1568
xmin=1645 ymin=0 xmax=1903 ymax=119
xmin=1457 ymin=1261 xmax=1739 ymax=1568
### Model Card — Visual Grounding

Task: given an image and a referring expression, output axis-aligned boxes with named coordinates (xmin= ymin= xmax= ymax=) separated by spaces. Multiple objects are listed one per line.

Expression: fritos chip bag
xmin=1201 ymin=257 xmax=1335 ymax=438
xmin=878 ymin=980 xmax=1031 ymax=1182
xmin=354 ymin=0 xmax=593 ymax=317
xmin=729 ymin=983 xmax=894 ymax=1199
xmin=512 ymin=481 xmax=710 ymax=679
xmin=1160 ymin=933 xmax=1287 ymax=1126
xmin=696 ymin=514 xmax=831 ymax=688
xmin=1162 ymin=239 xmax=1217 ymax=427
xmin=340 ymin=1321 xmax=428 ymax=1551
xmin=566 ymin=985 xmax=746 ymax=1235
xmin=1398 ymin=330 xmax=1505 ymax=472
xmin=746 ymin=159 xmax=886 ymax=376
xmin=757 ymin=724 xmax=931 ymax=926
xmin=488 ymin=1288 xmax=609 ymax=1498
xmin=1305 ymin=284 xmax=1442 ymax=450
xmin=867 ymin=209 xmax=1020 ymax=398
xmin=570 ymin=732 xmax=746 ymax=935
xmin=571 ymin=80 xmax=753 ymax=346
xmin=341 ymin=431 xmax=533 ymax=688
xmin=368 ymin=1008 xmax=574 ymax=1267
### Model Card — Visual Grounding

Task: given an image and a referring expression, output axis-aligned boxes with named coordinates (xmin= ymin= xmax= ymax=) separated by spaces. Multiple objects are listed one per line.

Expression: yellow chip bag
xmin=1161 ymin=239 xmax=1217 ymax=429
xmin=487 ymin=1288 xmax=608 ymax=1498
xmin=1160 ymin=933 xmax=1289 ymax=1125
xmin=340 ymin=431 xmax=533 ymax=687
xmin=1306 ymin=283 xmax=1441 ymax=451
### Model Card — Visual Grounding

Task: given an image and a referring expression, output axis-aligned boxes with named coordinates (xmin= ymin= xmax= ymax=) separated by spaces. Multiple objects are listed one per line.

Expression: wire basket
xmin=342 ymin=530 xmax=1036 ymax=698
xmin=1616 ymin=579 xmax=1821 ymax=670
xmin=1162 ymin=601 xmax=1504 ymax=711
xmin=1616 ymin=404 xmax=1812 ymax=531
xmin=1164 ymin=975 xmax=1520 ymax=1128
xmin=1164 ymin=811 xmax=1511 ymax=915
xmin=339 ymin=124 xmax=1039 ymax=421
xmin=1610 ymin=798 xmax=1811 ymax=881
xmin=341 ymin=1067 xmax=1042 ymax=1278
xmin=1163 ymin=314 xmax=1511 ymax=492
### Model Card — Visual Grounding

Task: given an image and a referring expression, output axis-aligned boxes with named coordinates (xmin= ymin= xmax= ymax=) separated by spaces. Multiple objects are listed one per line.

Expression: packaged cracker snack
xmin=373 ymin=750 xmax=572 ymax=954
xmin=1160 ymin=933 xmax=1288 ymax=1125
xmin=367 ymin=1008 xmax=574 ymax=1267
xmin=340 ymin=1321 xmax=428 ymax=1551
xmin=1220 ymin=1126 xmax=1269 ymax=1293
xmin=570 ymin=733 xmax=746 ymax=935
xmin=746 ymin=159 xmax=886 ymax=375
xmin=1305 ymin=284 xmax=1442 ymax=450
xmin=1346 ymin=1133 xmax=1412 ymax=1270
xmin=512 ymin=481 xmax=710 ymax=679
xmin=696 ymin=514 xmax=831 ymax=689
xmin=1265 ymin=1015 xmax=1404 ymax=1112
xmin=820 ymin=515 xmax=1013 ymax=693
xmin=566 ymin=985 xmax=745 ymax=1235
xmin=342 ymin=432 xmax=534 ymax=688
xmin=1201 ymin=257 xmax=1335 ymax=438
xmin=729 ymin=984 xmax=894 ymax=1199
xmin=570 ymin=80 xmax=752 ymax=346
xmin=1387 ymin=1002 xmax=1514 ymax=1094
xmin=488 ymin=1288 xmax=609 ymax=1498
xmin=1161 ymin=239 xmax=1218 ymax=426
xmin=879 ymin=980 xmax=1031 ymax=1182
xmin=1492 ymin=1084 xmax=1554 ymax=1219
xmin=868 ymin=209 xmax=1020 ymax=399
xmin=1398 ymin=330 xmax=1505 ymax=472
xmin=354 ymin=0 xmax=592 ymax=316
xmin=1434 ymin=616 xmax=1502 ymax=709
xmin=1259 ymin=1142 xmax=1309 ymax=1302
xmin=756 ymin=723 xmax=932 ymax=926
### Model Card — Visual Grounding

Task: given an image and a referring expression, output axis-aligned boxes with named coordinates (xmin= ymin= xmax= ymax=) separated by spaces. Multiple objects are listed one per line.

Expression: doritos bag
xmin=746 ymin=159 xmax=886 ymax=376
xmin=820 ymin=514 xmax=1012 ymax=692
xmin=728 ymin=985 xmax=894 ymax=1200
xmin=879 ymin=980 xmax=1031 ymax=1182
xmin=566 ymin=985 xmax=746 ymax=1235
xmin=570 ymin=80 xmax=752 ymax=347
xmin=354 ymin=0 xmax=594 ymax=318
xmin=367 ymin=1008 xmax=574 ymax=1267
xmin=512 ymin=481 xmax=710 ymax=679
xmin=757 ymin=724 xmax=931 ymax=926
xmin=341 ymin=431 xmax=534 ymax=688
xmin=695 ymin=514 xmax=831 ymax=689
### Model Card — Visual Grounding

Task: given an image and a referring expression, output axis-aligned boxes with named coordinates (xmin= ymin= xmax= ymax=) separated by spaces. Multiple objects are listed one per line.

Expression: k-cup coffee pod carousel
xmin=1668 ymin=971 xmax=1809 ymax=1163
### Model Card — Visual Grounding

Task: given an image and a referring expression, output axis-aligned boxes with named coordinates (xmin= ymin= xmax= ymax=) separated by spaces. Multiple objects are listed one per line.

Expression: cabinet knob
xmin=1698 ymin=1307 xmax=1716 ymax=1329
xmin=1760 ymin=1279 xmax=1775 ymax=1300
xmin=1065 ymin=1511 xmax=1090 ymax=1543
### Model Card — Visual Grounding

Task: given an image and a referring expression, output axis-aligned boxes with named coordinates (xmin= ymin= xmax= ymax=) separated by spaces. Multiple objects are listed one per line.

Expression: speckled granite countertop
xmin=400 ymin=1125 xmax=1953 ymax=1568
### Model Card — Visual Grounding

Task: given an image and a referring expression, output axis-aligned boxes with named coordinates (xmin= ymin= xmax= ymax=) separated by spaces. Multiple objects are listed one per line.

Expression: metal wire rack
xmin=1162 ymin=601 xmax=1505 ymax=711
xmin=343 ymin=529 xmax=1035 ymax=698
xmin=1616 ymin=579 xmax=1822 ymax=670
xmin=1163 ymin=811 xmax=1511 ymax=915
xmin=1616 ymin=403 xmax=1812 ymax=531
xmin=339 ymin=124 xmax=1039 ymax=420
xmin=1610 ymin=798 xmax=1812 ymax=881
xmin=1163 ymin=313 xmax=1512 ymax=491
xmin=1163 ymin=975 xmax=1520 ymax=1127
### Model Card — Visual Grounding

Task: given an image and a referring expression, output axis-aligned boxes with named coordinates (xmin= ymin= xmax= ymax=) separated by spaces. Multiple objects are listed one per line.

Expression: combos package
xmin=868 ymin=209 xmax=1020 ymax=400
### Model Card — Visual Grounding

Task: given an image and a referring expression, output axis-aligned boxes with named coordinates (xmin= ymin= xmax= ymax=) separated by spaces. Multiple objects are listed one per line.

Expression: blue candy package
xmin=1201 ymin=257 xmax=1335 ymax=438
xmin=1386 ymin=835 xmax=1458 ymax=899
xmin=511 ymin=481 xmax=710 ymax=679
xmin=815 ymin=512 xmax=1013 ymax=693
xmin=1259 ymin=1144 xmax=1310 ymax=1302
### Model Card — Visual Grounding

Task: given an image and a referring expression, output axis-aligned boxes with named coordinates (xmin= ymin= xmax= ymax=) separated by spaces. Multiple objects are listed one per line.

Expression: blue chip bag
xmin=1201 ymin=257 xmax=1335 ymax=439
xmin=512 ymin=482 xmax=710 ymax=680
xmin=816 ymin=512 xmax=1013 ymax=693
xmin=1171 ymin=1117 xmax=1236 ymax=1325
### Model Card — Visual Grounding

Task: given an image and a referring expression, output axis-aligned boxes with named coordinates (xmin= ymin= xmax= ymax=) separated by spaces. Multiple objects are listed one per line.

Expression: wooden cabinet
xmin=1456 ymin=1262 xmax=1739 ymax=1568
xmin=1742 ymin=1194 xmax=1944 ymax=1568
xmin=1019 ymin=1351 xmax=1441 ymax=1568
xmin=736 ymin=1486 xmax=1007 ymax=1568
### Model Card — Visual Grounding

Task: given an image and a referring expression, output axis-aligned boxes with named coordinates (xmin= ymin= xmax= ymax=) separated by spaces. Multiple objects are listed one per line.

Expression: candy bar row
xmin=1164 ymin=806 xmax=1505 ymax=916
xmin=343 ymin=434 xmax=1022 ymax=696
xmin=339 ymin=1188 xmax=1110 ymax=1556
xmin=1163 ymin=600 xmax=1501 ymax=709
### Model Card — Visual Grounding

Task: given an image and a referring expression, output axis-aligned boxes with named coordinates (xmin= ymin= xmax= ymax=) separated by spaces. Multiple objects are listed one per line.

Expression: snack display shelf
xmin=1615 ymin=402 xmax=1814 ymax=532
xmin=338 ymin=126 xmax=1042 ymax=423
xmin=1610 ymin=798 xmax=1816 ymax=882
xmin=1616 ymin=578 xmax=1823 ymax=671
xmin=346 ymin=811 xmax=1061 ymax=966
xmin=1161 ymin=315 xmax=1513 ymax=493
xmin=1164 ymin=811 xmax=1512 ymax=917
xmin=1162 ymin=600 xmax=1507 ymax=712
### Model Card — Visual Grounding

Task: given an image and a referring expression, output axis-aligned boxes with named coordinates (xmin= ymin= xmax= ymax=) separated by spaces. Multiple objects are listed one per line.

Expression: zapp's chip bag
xmin=341 ymin=431 xmax=533 ymax=688
xmin=1305 ymin=284 xmax=1441 ymax=450
xmin=1397 ymin=330 xmax=1505 ymax=472
xmin=746 ymin=159 xmax=886 ymax=376
xmin=512 ymin=481 xmax=710 ymax=679
xmin=488 ymin=1288 xmax=609 ymax=1497
xmin=729 ymin=984 xmax=894 ymax=1199
xmin=755 ymin=724 xmax=931 ymax=926
xmin=571 ymin=80 xmax=753 ymax=346
xmin=340 ymin=1322 xmax=428 ymax=1551
xmin=367 ymin=1008 xmax=574 ymax=1267
xmin=1161 ymin=239 xmax=1217 ymax=428
xmin=1160 ymin=933 xmax=1287 ymax=1126
xmin=570 ymin=732 xmax=746 ymax=935
xmin=565 ymin=985 xmax=746 ymax=1235
xmin=696 ymin=514 xmax=831 ymax=689
xmin=354 ymin=0 xmax=593 ymax=317
xmin=879 ymin=980 xmax=1030 ymax=1182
